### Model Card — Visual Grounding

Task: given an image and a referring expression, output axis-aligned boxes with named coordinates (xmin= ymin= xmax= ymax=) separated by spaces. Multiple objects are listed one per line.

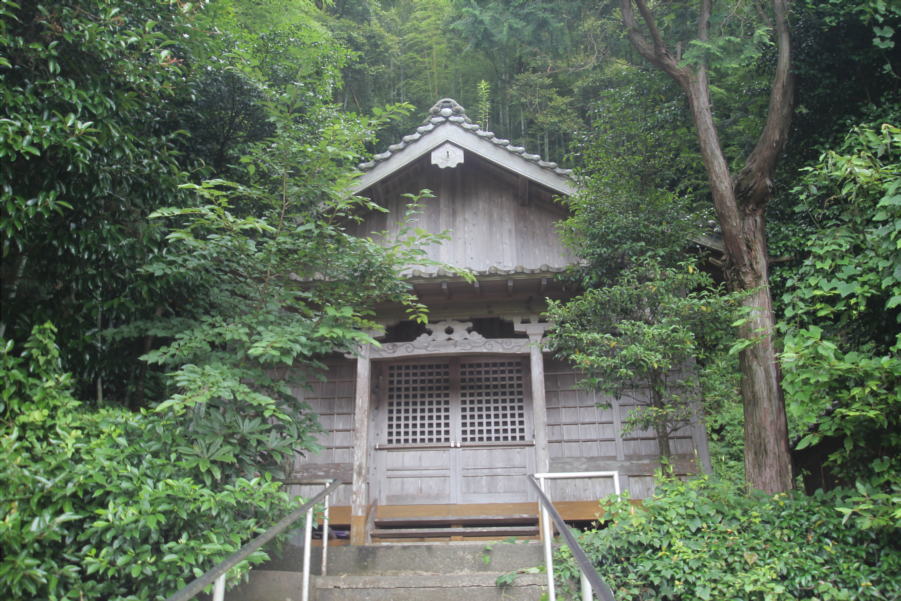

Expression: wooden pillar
xmin=350 ymin=345 xmax=371 ymax=545
xmin=691 ymin=399 xmax=713 ymax=474
xmin=512 ymin=319 xmax=551 ymax=475
xmin=528 ymin=332 xmax=549 ymax=473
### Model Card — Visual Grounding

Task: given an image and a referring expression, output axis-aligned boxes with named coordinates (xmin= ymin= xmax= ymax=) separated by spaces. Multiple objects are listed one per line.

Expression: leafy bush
xmin=555 ymin=476 xmax=900 ymax=600
xmin=0 ymin=324 xmax=297 ymax=600
xmin=780 ymin=119 xmax=900 ymax=482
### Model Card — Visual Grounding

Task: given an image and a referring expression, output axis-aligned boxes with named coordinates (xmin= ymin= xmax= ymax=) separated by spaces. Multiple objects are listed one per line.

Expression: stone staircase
xmin=226 ymin=542 xmax=546 ymax=601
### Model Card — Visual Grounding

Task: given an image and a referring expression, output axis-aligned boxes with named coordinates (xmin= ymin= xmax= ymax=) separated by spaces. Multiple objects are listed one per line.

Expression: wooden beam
xmin=350 ymin=345 xmax=372 ymax=545
xmin=368 ymin=337 xmax=531 ymax=359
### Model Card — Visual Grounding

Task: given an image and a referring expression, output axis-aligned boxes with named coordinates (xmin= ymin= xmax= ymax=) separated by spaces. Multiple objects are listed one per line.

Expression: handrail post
xmin=301 ymin=503 xmax=314 ymax=601
xmin=539 ymin=475 xmax=556 ymax=601
xmin=212 ymin=574 xmax=225 ymax=601
xmin=529 ymin=473 xmax=618 ymax=601
xmin=581 ymin=572 xmax=592 ymax=601
xmin=163 ymin=479 xmax=341 ymax=601
xmin=321 ymin=492 xmax=330 ymax=577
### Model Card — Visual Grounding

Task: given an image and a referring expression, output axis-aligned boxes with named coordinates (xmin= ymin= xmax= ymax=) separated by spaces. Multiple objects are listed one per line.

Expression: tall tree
xmin=617 ymin=0 xmax=794 ymax=492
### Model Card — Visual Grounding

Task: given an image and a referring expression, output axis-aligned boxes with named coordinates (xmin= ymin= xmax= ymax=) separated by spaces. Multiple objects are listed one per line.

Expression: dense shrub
xmin=556 ymin=476 xmax=900 ymax=600
xmin=0 ymin=324 xmax=296 ymax=601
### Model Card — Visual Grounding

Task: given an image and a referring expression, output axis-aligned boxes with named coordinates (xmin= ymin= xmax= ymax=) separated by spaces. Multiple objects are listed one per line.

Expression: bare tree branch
xmin=735 ymin=0 xmax=795 ymax=208
xmin=619 ymin=0 xmax=689 ymax=85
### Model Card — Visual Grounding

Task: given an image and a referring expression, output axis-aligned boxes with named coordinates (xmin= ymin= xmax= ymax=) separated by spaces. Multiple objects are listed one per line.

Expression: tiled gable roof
xmin=353 ymin=98 xmax=574 ymax=194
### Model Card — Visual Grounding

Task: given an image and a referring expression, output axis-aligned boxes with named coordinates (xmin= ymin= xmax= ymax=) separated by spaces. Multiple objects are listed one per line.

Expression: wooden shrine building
xmin=290 ymin=99 xmax=711 ymax=544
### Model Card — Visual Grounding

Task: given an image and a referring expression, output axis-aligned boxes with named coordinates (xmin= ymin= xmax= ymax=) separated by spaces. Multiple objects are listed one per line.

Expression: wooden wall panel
xmin=544 ymin=359 xmax=705 ymax=500
xmin=349 ymin=161 xmax=576 ymax=274
xmin=458 ymin=446 xmax=536 ymax=503
xmin=290 ymin=359 xmax=356 ymax=506
xmin=378 ymin=448 xmax=454 ymax=505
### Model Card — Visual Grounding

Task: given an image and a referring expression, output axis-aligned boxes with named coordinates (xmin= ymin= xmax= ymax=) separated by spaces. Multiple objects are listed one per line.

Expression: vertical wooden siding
xmin=289 ymin=359 xmax=356 ymax=506
xmin=544 ymin=358 xmax=699 ymax=500
xmin=350 ymin=161 xmax=576 ymax=273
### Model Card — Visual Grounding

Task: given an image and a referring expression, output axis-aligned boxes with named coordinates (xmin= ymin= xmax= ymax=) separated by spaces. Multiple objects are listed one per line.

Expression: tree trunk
xmin=619 ymin=0 xmax=795 ymax=492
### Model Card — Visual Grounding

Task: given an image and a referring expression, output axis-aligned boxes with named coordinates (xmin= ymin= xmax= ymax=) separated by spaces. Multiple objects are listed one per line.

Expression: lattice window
xmin=460 ymin=360 xmax=526 ymax=442
xmin=386 ymin=363 xmax=451 ymax=445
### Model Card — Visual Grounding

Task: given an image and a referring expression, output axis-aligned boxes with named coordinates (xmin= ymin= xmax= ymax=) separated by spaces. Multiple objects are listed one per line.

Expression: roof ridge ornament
xmin=428 ymin=98 xmax=468 ymax=119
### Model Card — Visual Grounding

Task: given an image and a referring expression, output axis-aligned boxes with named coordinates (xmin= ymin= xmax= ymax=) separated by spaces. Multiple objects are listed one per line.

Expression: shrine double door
xmin=371 ymin=357 xmax=537 ymax=506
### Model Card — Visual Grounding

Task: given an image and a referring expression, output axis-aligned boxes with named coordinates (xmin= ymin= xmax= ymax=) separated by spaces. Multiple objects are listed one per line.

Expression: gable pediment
xmin=351 ymin=99 xmax=575 ymax=196
xmin=348 ymin=99 xmax=578 ymax=277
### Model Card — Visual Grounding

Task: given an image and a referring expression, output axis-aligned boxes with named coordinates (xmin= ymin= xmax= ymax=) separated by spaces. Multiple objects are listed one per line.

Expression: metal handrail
xmin=528 ymin=474 xmax=616 ymax=601
xmin=164 ymin=478 xmax=343 ymax=601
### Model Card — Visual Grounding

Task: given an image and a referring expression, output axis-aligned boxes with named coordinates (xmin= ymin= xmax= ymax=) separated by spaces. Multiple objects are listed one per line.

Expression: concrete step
xmin=314 ymin=572 xmax=545 ymax=601
xmin=325 ymin=542 xmax=544 ymax=575
xmin=224 ymin=542 xmax=547 ymax=601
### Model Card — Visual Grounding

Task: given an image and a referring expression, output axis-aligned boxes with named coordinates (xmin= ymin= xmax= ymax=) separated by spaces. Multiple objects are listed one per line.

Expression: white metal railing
xmin=532 ymin=471 xmax=621 ymax=601
xmin=165 ymin=479 xmax=342 ymax=601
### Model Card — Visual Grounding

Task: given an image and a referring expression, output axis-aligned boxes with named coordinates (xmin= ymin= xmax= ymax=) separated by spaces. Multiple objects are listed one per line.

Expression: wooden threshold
xmin=375 ymin=514 xmax=536 ymax=527
xmin=372 ymin=525 xmax=539 ymax=539
xmin=375 ymin=502 xmax=538 ymax=521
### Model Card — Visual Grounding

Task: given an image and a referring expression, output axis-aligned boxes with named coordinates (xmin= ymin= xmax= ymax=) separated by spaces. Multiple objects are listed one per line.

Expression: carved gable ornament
xmin=430 ymin=141 xmax=464 ymax=169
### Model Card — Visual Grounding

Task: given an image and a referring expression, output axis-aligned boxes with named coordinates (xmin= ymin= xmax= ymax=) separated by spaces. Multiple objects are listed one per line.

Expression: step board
xmin=372 ymin=512 xmax=539 ymax=541
xmin=374 ymin=513 xmax=538 ymax=527
xmin=325 ymin=542 xmax=544 ymax=575
xmin=372 ymin=525 xmax=539 ymax=539
xmin=315 ymin=572 xmax=545 ymax=601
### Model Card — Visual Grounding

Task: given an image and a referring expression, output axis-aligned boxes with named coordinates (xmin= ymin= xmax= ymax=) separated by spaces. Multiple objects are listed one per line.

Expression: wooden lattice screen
xmin=460 ymin=360 xmax=527 ymax=443
xmin=384 ymin=358 xmax=527 ymax=446
xmin=385 ymin=362 xmax=452 ymax=445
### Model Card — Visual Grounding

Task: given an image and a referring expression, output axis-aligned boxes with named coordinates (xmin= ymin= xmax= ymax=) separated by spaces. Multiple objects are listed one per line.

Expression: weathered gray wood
xmin=458 ymin=445 xmax=536 ymax=503
xmin=374 ymin=514 xmax=537 ymax=526
xmin=691 ymin=399 xmax=713 ymax=474
xmin=348 ymin=158 xmax=576 ymax=277
xmin=543 ymin=359 xmax=708 ymax=499
xmin=513 ymin=322 xmax=550 ymax=475
xmin=288 ymin=361 xmax=356 ymax=506
xmin=351 ymin=346 xmax=372 ymax=545
xmin=371 ymin=526 xmax=539 ymax=538
xmin=549 ymin=456 xmax=697 ymax=476
xmin=528 ymin=343 xmax=549 ymax=474
xmin=288 ymin=463 xmax=353 ymax=484
xmin=373 ymin=357 xmax=537 ymax=506
xmin=368 ymin=336 xmax=531 ymax=360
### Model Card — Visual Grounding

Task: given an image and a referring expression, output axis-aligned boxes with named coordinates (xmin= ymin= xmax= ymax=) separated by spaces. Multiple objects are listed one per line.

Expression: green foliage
xmin=0 ymin=0 xmax=197 ymax=401
xmin=0 ymin=324 xmax=296 ymax=601
xmin=780 ymin=120 xmax=900 ymax=479
xmin=547 ymin=262 xmax=736 ymax=459
xmin=131 ymin=90 xmax=437 ymax=481
xmin=555 ymin=477 xmax=900 ymax=601
xmin=475 ymin=79 xmax=492 ymax=128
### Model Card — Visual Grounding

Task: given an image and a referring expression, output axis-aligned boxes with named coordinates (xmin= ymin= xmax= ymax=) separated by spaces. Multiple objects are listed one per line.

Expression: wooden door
xmin=372 ymin=357 xmax=535 ymax=506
